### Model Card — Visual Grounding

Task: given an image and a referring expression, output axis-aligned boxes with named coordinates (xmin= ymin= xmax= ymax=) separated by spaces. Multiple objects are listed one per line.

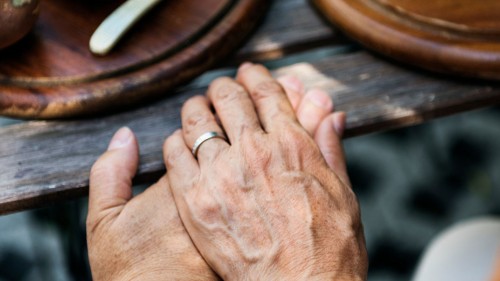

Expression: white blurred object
xmin=90 ymin=0 xmax=163 ymax=55
xmin=413 ymin=217 xmax=500 ymax=281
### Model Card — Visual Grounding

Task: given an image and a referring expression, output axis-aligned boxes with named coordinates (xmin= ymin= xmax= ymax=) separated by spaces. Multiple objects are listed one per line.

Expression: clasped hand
xmin=86 ymin=63 xmax=368 ymax=281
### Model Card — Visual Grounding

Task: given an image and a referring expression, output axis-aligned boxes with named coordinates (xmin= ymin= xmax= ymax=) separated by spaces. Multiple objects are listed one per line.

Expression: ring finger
xmin=181 ymin=95 xmax=229 ymax=163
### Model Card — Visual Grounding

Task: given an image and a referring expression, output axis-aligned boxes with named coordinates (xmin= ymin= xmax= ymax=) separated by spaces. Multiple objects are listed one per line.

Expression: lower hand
xmin=86 ymin=128 xmax=219 ymax=281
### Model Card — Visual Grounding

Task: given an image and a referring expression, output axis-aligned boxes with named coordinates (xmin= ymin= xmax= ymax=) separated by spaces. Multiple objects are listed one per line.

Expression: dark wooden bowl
xmin=0 ymin=0 xmax=268 ymax=119
xmin=312 ymin=0 xmax=500 ymax=80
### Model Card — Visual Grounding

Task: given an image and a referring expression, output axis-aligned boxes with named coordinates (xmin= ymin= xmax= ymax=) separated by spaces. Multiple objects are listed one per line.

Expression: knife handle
xmin=90 ymin=0 xmax=163 ymax=55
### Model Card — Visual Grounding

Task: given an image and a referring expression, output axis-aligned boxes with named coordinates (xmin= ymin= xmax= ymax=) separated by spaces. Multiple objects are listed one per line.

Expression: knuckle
xmin=185 ymin=112 xmax=214 ymax=132
xmin=165 ymin=145 xmax=185 ymax=169
xmin=86 ymin=216 xmax=99 ymax=236
xmin=241 ymin=136 xmax=272 ymax=170
xmin=86 ymin=213 xmax=106 ymax=238
xmin=210 ymin=76 xmax=233 ymax=91
xmin=200 ymin=203 xmax=220 ymax=222
xmin=341 ymin=209 xmax=362 ymax=237
xmin=193 ymin=196 xmax=222 ymax=223
xmin=163 ymin=132 xmax=178 ymax=150
xmin=252 ymin=80 xmax=284 ymax=100
xmin=210 ymin=78 xmax=246 ymax=102
xmin=346 ymin=191 xmax=362 ymax=225
xmin=182 ymin=95 xmax=205 ymax=111
xmin=282 ymin=127 xmax=311 ymax=150
xmin=90 ymin=153 xmax=125 ymax=183
xmin=90 ymin=156 xmax=109 ymax=181
xmin=181 ymin=96 xmax=206 ymax=117
xmin=334 ymin=188 xmax=362 ymax=231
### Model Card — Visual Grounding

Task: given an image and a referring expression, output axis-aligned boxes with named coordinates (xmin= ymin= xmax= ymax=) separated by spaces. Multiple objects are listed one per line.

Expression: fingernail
xmin=239 ymin=62 xmax=253 ymax=72
xmin=333 ymin=112 xmax=346 ymax=137
xmin=107 ymin=127 xmax=133 ymax=151
xmin=306 ymin=89 xmax=333 ymax=110
xmin=278 ymin=75 xmax=304 ymax=94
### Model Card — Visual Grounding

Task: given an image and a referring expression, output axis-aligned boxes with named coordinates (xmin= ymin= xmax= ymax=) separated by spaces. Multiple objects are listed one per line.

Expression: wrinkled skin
xmin=164 ymin=63 xmax=368 ymax=280
xmin=87 ymin=138 xmax=219 ymax=281
xmin=86 ymin=64 xmax=358 ymax=280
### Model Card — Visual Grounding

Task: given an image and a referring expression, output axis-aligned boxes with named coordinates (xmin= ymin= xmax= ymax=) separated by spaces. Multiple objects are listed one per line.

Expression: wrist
xmin=103 ymin=263 xmax=220 ymax=281
xmin=309 ymin=272 xmax=366 ymax=281
xmin=111 ymin=270 xmax=220 ymax=281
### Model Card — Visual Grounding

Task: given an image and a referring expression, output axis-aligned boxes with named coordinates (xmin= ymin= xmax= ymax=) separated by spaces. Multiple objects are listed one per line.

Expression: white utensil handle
xmin=90 ymin=0 xmax=162 ymax=55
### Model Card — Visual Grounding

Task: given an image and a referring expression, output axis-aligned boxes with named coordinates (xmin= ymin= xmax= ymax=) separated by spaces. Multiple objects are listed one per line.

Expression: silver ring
xmin=191 ymin=131 xmax=227 ymax=158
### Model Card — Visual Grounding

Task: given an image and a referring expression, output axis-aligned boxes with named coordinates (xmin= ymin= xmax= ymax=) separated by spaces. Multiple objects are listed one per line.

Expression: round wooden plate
xmin=0 ymin=0 xmax=268 ymax=119
xmin=312 ymin=0 xmax=500 ymax=80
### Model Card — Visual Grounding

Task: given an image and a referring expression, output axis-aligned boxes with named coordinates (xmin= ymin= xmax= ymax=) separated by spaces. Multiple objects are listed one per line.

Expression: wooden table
xmin=1 ymin=0 xmax=500 ymax=214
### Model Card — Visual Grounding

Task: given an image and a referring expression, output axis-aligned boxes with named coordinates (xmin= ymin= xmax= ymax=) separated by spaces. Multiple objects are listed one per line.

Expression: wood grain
xmin=2 ymin=50 xmax=500 ymax=214
xmin=236 ymin=0 xmax=338 ymax=60
xmin=0 ymin=0 xmax=269 ymax=118
xmin=312 ymin=0 xmax=500 ymax=80
xmin=376 ymin=0 xmax=500 ymax=34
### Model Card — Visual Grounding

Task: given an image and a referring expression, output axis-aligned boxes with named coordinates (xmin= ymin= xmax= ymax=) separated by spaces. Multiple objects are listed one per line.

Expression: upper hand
xmin=86 ymin=62 xmax=357 ymax=281
xmin=164 ymin=63 xmax=368 ymax=280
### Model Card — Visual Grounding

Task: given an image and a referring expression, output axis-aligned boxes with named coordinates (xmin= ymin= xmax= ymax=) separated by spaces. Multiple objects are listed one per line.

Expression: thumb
xmin=87 ymin=127 xmax=139 ymax=229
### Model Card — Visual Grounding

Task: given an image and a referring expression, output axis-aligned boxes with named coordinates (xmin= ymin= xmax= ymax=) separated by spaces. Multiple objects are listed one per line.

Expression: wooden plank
xmin=1 ymin=49 xmax=500 ymax=214
xmin=274 ymin=53 xmax=500 ymax=136
xmin=236 ymin=0 xmax=338 ymax=60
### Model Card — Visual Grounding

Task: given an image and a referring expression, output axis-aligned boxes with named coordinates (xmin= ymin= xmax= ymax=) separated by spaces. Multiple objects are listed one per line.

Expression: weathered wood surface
xmin=313 ymin=0 xmax=500 ymax=80
xmin=236 ymin=0 xmax=337 ymax=60
xmin=1 ymin=0 xmax=500 ymax=214
xmin=2 ymin=51 xmax=500 ymax=214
